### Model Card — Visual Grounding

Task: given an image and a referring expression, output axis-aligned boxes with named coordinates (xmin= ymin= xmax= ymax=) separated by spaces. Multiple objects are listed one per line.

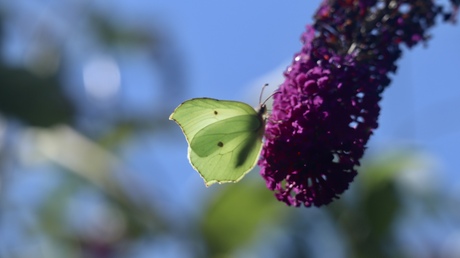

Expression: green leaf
xmin=200 ymin=178 xmax=286 ymax=257
xmin=0 ymin=66 xmax=74 ymax=127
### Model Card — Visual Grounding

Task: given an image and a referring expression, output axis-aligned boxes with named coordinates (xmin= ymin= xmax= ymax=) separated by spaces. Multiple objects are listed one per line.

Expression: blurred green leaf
xmin=39 ymin=174 xmax=82 ymax=239
xmin=327 ymin=151 xmax=413 ymax=258
xmin=359 ymin=150 xmax=417 ymax=190
xmin=361 ymin=178 xmax=400 ymax=239
xmin=201 ymin=177 xmax=286 ymax=257
xmin=0 ymin=66 xmax=74 ymax=127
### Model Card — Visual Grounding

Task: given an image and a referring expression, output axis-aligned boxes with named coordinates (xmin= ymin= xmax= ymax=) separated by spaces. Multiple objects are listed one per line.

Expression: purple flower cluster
xmin=259 ymin=0 xmax=447 ymax=207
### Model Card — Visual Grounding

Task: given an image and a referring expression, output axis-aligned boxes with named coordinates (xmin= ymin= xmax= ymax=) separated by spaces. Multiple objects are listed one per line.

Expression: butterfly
xmin=169 ymin=98 xmax=267 ymax=186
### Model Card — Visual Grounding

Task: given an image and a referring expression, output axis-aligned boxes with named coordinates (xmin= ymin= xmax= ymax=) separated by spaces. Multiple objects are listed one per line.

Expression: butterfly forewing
xmin=169 ymin=98 xmax=258 ymax=145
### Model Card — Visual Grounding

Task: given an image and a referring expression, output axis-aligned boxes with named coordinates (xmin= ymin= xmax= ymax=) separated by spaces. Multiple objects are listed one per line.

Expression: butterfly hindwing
xmin=189 ymin=114 xmax=264 ymax=186
xmin=191 ymin=114 xmax=262 ymax=157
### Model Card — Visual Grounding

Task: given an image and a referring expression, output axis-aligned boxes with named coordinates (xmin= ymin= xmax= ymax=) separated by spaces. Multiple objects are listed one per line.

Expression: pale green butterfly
xmin=169 ymin=95 xmax=268 ymax=186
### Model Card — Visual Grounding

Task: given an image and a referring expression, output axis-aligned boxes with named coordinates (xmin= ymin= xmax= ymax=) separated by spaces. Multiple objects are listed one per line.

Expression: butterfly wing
xmin=190 ymin=114 xmax=264 ymax=186
xmin=169 ymin=98 xmax=265 ymax=186
xmin=169 ymin=98 xmax=259 ymax=144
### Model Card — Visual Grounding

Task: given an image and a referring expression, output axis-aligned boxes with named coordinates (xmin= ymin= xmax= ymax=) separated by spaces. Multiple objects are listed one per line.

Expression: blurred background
xmin=0 ymin=0 xmax=460 ymax=257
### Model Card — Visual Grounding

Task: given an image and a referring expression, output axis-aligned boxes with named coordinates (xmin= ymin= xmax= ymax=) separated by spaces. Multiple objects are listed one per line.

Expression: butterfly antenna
xmin=259 ymin=83 xmax=269 ymax=105
xmin=261 ymin=90 xmax=281 ymax=106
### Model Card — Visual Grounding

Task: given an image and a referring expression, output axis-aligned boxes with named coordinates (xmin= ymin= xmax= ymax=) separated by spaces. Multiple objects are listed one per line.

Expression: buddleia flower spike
xmin=259 ymin=0 xmax=448 ymax=207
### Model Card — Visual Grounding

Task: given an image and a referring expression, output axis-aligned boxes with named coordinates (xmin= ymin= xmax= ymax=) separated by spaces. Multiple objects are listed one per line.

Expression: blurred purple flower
xmin=259 ymin=0 xmax=448 ymax=207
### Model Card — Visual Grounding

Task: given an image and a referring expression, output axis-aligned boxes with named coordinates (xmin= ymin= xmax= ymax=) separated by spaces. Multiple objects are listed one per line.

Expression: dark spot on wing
xmin=217 ymin=141 xmax=224 ymax=147
xmin=214 ymin=110 xmax=218 ymax=115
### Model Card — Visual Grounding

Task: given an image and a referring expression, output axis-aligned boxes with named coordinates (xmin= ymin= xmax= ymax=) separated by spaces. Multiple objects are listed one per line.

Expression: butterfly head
xmin=257 ymin=83 xmax=280 ymax=121
xmin=257 ymin=103 xmax=268 ymax=120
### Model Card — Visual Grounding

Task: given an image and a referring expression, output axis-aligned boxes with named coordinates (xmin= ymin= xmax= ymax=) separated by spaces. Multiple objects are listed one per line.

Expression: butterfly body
xmin=169 ymin=98 xmax=266 ymax=186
